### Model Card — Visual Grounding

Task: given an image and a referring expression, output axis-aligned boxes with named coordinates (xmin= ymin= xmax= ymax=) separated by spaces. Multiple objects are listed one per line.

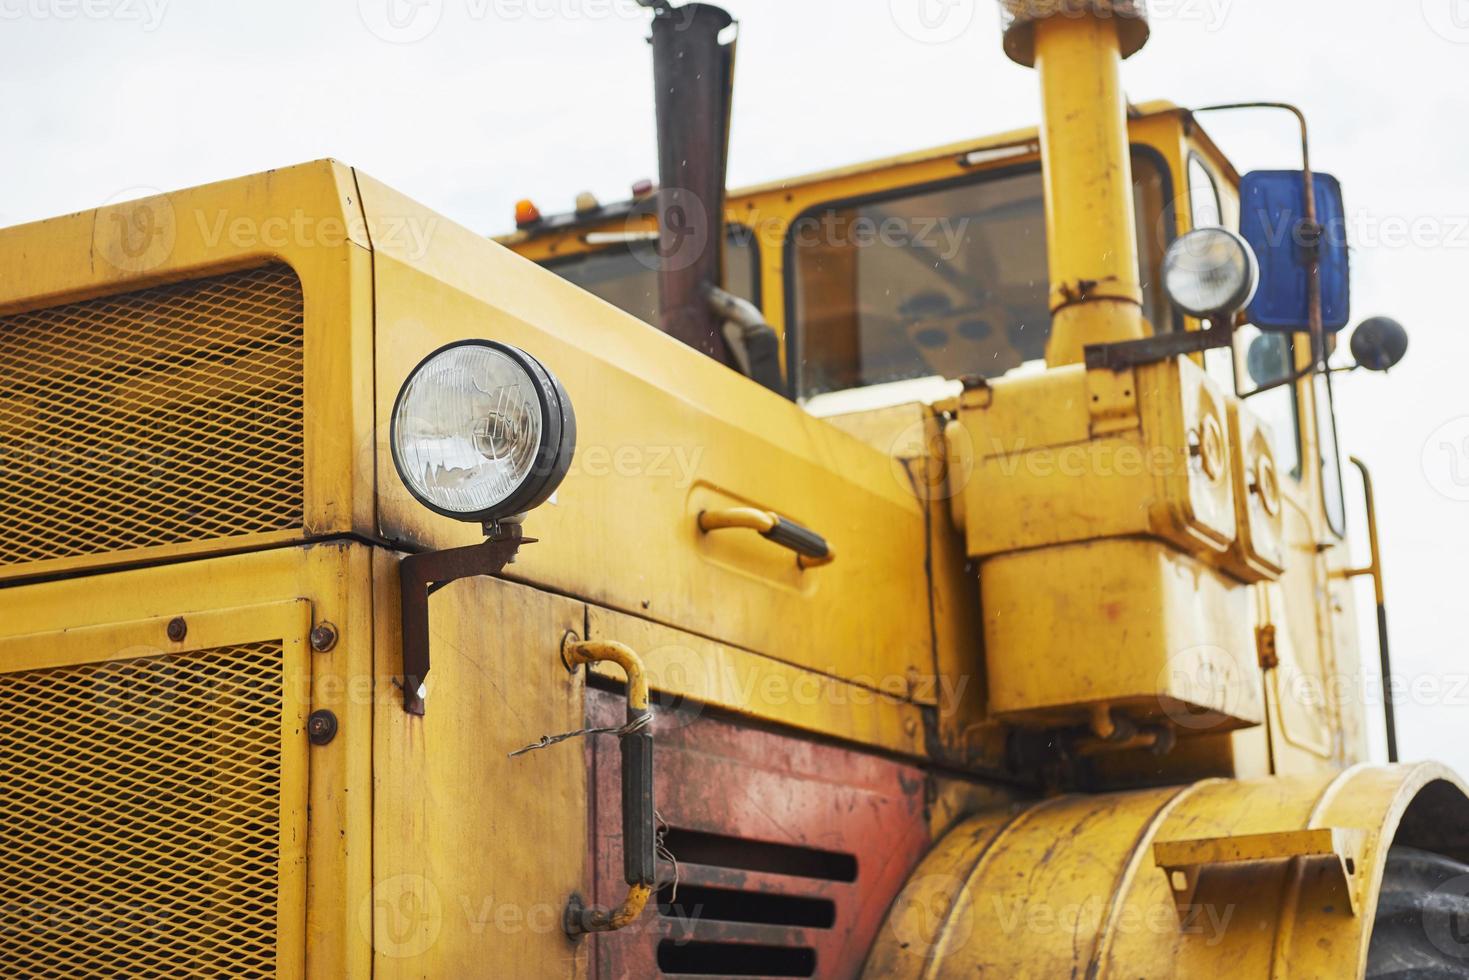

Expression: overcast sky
xmin=3 ymin=0 xmax=1465 ymax=772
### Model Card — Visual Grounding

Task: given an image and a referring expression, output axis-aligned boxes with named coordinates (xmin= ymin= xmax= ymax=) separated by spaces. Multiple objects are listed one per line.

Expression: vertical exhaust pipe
xmin=645 ymin=1 xmax=736 ymax=366
xmin=1000 ymin=1 xmax=1152 ymax=366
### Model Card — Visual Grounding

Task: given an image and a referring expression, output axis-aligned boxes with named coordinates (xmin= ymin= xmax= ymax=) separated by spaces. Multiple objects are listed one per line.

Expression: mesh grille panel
xmin=0 ymin=642 xmax=285 ymax=978
xmin=0 ymin=265 xmax=305 ymax=567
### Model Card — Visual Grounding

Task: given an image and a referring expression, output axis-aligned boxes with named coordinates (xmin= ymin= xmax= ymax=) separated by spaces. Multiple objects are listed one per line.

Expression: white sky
xmin=3 ymin=0 xmax=1465 ymax=772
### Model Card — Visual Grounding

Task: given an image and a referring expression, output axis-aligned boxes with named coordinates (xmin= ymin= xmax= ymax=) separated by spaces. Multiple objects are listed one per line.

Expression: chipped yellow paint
xmin=867 ymin=764 xmax=1469 ymax=978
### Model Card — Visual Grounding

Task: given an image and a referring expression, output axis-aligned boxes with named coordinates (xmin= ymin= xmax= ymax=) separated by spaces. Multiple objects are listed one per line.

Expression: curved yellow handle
xmin=563 ymin=639 xmax=649 ymax=711
xmin=561 ymin=639 xmax=655 ymax=934
xmin=697 ymin=507 xmax=835 ymax=568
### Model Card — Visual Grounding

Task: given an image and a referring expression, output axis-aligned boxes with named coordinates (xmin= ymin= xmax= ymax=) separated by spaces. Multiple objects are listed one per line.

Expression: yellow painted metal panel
xmin=825 ymin=402 xmax=1001 ymax=766
xmin=1221 ymin=400 xmax=1288 ymax=580
xmin=1326 ymin=571 xmax=1369 ymax=767
xmin=299 ymin=543 xmax=378 ymax=980
xmin=1263 ymin=501 xmax=1340 ymax=772
xmin=0 ymin=599 xmax=312 ymax=979
xmin=370 ymin=553 xmax=590 ymax=978
xmin=0 ymin=542 xmax=378 ymax=978
xmin=583 ymin=603 xmax=928 ymax=758
xmin=358 ymin=172 xmax=935 ymax=694
xmin=956 ymin=356 xmax=1237 ymax=562
xmin=982 ymin=537 xmax=1262 ymax=731
xmin=0 ymin=160 xmax=377 ymax=584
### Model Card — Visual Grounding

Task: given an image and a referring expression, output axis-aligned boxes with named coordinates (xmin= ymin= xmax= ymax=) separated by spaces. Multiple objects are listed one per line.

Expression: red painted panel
xmin=584 ymin=690 xmax=931 ymax=979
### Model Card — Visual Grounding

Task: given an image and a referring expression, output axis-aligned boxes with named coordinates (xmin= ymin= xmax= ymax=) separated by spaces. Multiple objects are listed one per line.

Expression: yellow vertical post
xmin=1002 ymin=2 xmax=1153 ymax=366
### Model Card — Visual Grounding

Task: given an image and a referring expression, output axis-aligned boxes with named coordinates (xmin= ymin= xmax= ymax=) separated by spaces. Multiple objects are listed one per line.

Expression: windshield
xmin=789 ymin=148 xmax=1174 ymax=400
xmin=543 ymin=225 xmax=759 ymax=326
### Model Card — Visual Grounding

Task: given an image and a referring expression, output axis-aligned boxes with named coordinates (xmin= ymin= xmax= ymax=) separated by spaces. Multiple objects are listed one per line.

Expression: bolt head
xmin=166 ymin=617 xmax=187 ymax=643
xmin=310 ymin=623 xmax=338 ymax=652
xmin=307 ymin=709 xmax=339 ymax=746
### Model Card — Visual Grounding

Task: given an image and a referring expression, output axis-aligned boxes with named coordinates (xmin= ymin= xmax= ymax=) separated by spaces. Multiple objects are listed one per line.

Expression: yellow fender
xmin=866 ymin=763 xmax=1469 ymax=978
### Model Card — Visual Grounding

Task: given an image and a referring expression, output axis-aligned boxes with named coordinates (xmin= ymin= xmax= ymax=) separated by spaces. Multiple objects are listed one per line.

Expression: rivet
xmin=166 ymin=617 xmax=187 ymax=643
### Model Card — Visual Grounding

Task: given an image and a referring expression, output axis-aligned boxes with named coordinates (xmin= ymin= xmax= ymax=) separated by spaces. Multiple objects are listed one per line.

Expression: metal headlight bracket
xmin=396 ymin=523 xmax=533 ymax=715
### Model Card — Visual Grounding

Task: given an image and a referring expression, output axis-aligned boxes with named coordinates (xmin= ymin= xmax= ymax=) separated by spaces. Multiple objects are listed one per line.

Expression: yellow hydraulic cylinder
xmin=1028 ymin=10 xmax=1150 ymax=365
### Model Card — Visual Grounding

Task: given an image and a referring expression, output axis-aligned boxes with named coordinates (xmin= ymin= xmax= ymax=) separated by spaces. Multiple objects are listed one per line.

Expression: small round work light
xmin=1162 ymin=226 xmax=1260 ymax=321
xmin=390 ymin=340 xmax=576 ymax=526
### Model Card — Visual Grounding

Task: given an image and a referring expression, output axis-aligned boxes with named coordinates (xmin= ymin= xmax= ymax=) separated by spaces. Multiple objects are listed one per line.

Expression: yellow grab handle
xmin=564 ymin=639 xmax=649 ymax=711
xmin=697 ymin=507 xmax=835 ymax=568
xmin=561 ymin=639 xmax=656 ymax=935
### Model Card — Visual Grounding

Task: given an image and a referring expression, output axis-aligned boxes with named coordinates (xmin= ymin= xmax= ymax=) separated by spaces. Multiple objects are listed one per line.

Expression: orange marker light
xmin=514 ymin=199 xmax=542 ymax=228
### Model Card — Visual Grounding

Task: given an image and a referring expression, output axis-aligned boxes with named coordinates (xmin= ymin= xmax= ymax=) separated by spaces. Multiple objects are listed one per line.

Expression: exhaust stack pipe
xmin=646 ymin=1 xmax=736 ymax=366
xmin=1000 ymin=0 xmax=1152 ymax=366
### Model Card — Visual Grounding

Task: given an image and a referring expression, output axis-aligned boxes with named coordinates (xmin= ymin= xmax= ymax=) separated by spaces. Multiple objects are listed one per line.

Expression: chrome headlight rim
xmin=1162 ymin=226 xmax=1261 ymax=320
xmin=389 ymin=338 xmax=577 ymax=525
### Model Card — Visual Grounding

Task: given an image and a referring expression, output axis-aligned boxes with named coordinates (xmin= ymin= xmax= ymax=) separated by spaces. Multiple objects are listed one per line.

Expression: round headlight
xmin=1162 ymin=227 xmax=1260 ymax=320
xmin=390 ymin=340 xmax=576 ymax=525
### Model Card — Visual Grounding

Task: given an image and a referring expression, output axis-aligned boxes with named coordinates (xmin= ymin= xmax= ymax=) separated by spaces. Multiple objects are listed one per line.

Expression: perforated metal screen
xmin=0 ymin=641 xmax=286 ymax=978
xmin=0 ymin=264 xmax=306 ymax=568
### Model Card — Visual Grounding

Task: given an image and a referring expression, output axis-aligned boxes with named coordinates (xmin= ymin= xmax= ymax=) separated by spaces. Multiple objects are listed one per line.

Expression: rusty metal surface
xmin=649 ymin=2 xmax=735 ymax=365
xmin=584 ymin=690 xmax=930 ymax=978
xmin=1083 ymin=326 xmax=1232 ymax=371
xmin=999 ymin=0 xmax=1151 ymax=66
xmin=396 ymin=531 xmax=527 ymax=713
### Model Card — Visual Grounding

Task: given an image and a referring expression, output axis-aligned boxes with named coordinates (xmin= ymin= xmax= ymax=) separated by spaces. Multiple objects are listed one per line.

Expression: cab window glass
xmin=1188 ymin=154 xmax=1223 ymax=229
xmin=544 ymin=225 xmax=758 ymax=326
xmin=1192 ymin=154 xmax=1241 ymax=390
xmin=1133 ymin=150 xmax=1175 ymax=336
xmin=1316 ymin=370 xmax=1347 ymax=535
xmin=1235 ymin=327 xmax=1302 ymax=481
xmin=790 ymin=149 xmax=1173 ymax=399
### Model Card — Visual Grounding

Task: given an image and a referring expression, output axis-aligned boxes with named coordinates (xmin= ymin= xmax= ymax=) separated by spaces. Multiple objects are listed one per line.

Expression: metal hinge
xmin=1255 ymin=624 xmax=1279 ymax=670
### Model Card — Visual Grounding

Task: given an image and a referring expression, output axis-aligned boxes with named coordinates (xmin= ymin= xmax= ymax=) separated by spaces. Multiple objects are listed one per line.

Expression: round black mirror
xmin=1246 ymin=332 xmax=1293 ymax=387
xmin=1349 ymin=317 xmax=1409 ymax=372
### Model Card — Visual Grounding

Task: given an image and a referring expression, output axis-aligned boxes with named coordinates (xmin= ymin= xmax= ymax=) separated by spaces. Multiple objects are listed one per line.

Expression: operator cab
xmin=496 ymin=101 xmax=1373 ymax=525
xmin=498 ymin=109 xmax=1182 ymax=418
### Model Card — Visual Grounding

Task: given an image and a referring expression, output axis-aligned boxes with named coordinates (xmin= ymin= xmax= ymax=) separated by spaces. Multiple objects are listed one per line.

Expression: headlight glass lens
xmin=1162 ymin=227 xmax=1259 ymax=319
xmin=392 ymin=344 xmax=545 ymax=517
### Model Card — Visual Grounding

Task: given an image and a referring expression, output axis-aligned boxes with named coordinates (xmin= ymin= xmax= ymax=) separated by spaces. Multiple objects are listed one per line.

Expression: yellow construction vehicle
xmin=0 ymin=1 xmax=1461 ymax=977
